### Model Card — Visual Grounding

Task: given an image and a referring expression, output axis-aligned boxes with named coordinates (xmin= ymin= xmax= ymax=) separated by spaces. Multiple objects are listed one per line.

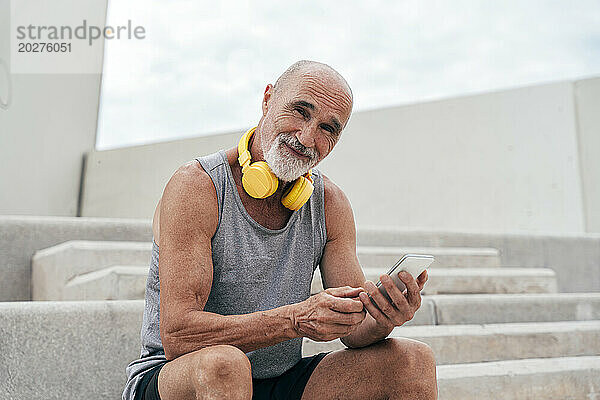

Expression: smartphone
xmin=374 ymin=254 xmax=435 ymax=303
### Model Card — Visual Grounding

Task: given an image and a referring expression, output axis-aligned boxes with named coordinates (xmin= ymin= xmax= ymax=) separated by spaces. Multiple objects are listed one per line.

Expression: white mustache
xmin=279 ymin=135 xmax=318 ymax=160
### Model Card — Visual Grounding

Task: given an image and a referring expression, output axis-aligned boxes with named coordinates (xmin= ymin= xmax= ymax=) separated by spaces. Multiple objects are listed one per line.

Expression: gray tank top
xmin=123 ymin=149 xmax=327 ymax=400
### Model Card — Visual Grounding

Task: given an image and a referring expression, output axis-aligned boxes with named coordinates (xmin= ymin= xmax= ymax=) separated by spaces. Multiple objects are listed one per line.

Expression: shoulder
xmin=160 ymin=159 xmax=219 ymax=240
xmin=321 ymin=172 xmax=349 ymax=211
xmin=321 ymin=172 xmax=355 ymax=242
xmin=168 ymin=159 xmax=215 ymax=190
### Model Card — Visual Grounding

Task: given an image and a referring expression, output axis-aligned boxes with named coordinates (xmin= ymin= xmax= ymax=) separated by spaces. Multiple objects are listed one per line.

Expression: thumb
xmin=325 ymin=286 xmax=365 ymax=298
xmin=417 ymin=270 xmax=428 ymax=290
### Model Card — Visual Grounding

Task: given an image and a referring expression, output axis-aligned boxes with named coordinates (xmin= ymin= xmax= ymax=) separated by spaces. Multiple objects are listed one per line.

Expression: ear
xmin=262 ymin=84 xmax=274 ymax=115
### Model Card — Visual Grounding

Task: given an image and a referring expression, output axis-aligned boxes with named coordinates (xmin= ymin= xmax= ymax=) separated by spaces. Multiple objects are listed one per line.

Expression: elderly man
xmin=123 ymin=60 xmax=438 ymax=400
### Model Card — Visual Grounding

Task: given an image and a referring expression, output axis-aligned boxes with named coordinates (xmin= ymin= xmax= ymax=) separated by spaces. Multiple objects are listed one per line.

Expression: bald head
xmin=256 ymin=60 xmax=354 ymax=180
xmin=273 ymin=60 xmax=353 ymax=107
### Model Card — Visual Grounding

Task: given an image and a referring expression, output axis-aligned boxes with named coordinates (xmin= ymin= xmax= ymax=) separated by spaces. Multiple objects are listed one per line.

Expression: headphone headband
xmin=237 ymin=126 xmax=256 ymax=173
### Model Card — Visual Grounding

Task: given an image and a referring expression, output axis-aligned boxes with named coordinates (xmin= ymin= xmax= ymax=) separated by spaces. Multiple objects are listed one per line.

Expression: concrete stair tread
xmin=32 ymin=240 xmax=153 ymax=300
xmin=437 ymin=355 xmax=600 ymax=377
xmin=303 ymin=320 xmax=600 ymax=365
xmin=436 ymin=356 xmax=600 ymax=399
xmin=364 ymin=266 xmax=556 ymax=277
xmin=358 ymin=246 xmax=499 ymax=256
xmin=61 ymin=266 xmax=149 ymax=300
xmin=306 ymin=319 xmax=600 ymax=339
xmin=356 ymin=245 xmax=501 ymax=269
xmin=420 ymin=292 xmax=600 ymax=325
xmin=33 ymin=240 xmax=152 ymax=259
xmin=426 ymin=292 xmax=600 ymax=300
xmin=383 ymin=292 xmax=600 ymax=326
xmin=306 ymin=319 xmax=600 ymax=338
xmin=391 ymin=319 xmax=600 ymax=336
xmin=349 ymin=267 xmax=558 ymax=295
xmin=65 ymin=265 xmax=149 ymax=287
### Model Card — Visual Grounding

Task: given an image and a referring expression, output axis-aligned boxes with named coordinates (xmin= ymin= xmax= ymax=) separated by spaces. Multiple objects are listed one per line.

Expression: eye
xmin=294 ymin=107 xmax=309 ymax=119
xmin=320 ymin=123 xmax=335 ymax=134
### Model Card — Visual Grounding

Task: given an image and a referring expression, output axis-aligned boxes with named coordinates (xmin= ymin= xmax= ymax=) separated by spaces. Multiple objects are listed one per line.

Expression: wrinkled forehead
xmin=284 ymin=72 xmax=353 ymax=122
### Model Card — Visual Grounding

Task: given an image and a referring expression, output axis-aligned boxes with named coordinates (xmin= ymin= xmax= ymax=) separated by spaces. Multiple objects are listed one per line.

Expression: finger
xmin=398 ymin=271 xmax=421 ymax=308
xmin=326 ymin=294 xmax=365 ymax=313
xmin=358 ymin=291 xmax=392 ymax=328
xmin=333 ymin=323 xmax=362 ymax=337
xmin=380 ymin=274 xmax=409 ymax=310
xmin=320 ymin=323 xmax=359 ymax=338
xmin=417 ymin=270 xmax=428 ymax=291
xmin=321 ymin=308 xmax=366 ymax=325
xmin=363 ymin=280 xmax=397 ymax=318
xmin=325 ymin=286 xmax=364 ymax=298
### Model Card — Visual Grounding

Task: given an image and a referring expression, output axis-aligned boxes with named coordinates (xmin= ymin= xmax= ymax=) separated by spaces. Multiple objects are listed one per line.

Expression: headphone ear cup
xmin=242 ymin=161 xmax=279 ymax=198
xmin=282 ymin=176 xmax=314 ymax=210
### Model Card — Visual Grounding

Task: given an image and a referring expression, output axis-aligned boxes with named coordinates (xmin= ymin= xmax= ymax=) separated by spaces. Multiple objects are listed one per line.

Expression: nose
xmin=295 ymin=126 xmax=316 ymax=149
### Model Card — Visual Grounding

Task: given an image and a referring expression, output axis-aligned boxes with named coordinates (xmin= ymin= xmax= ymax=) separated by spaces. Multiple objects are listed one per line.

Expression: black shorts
xmin=137 ymin=352 xmax=331 ymax=400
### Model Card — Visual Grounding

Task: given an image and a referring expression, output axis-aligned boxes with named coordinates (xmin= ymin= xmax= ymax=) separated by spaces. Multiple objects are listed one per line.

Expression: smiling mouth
xmin=284 ymin=142 xmax=310 ymax=159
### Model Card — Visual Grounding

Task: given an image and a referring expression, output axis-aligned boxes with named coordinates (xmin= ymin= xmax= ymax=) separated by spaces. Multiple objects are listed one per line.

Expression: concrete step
xmin=364 ymin=267 xmax=558 ymax=294
xmin=303 ymin=320 xmax=600 ymax=364
xmin=437 ymin=356 xmax=600 ymax=400
xmin=0 ymin=215 xmax=152 ymax=301
xmin=0 ymin=300 xmax=144 ymax=400
xmin=427 ymin=293 xmax=600 ymax=325
xmin=357 ymin=246 xmax=501 ymax=268
xmin=306 ymin=292 xmax=600 ymax=327
xmin=63 ymin=265 xmax=149 ymax=300
xmin=32 ymin=240 xmax=152 ymax=300
xmin=311 ymin=267 xmax=557 ymax=295
xmin=2 ymin=300 xmax=598 ymax=399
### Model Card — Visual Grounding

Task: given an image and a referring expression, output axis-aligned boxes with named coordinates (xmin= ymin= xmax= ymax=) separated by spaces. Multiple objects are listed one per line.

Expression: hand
xmin=291 ymin=286 xmax=367 ymax=342
xmin=358 ymin=270 xmax=428 ymax=330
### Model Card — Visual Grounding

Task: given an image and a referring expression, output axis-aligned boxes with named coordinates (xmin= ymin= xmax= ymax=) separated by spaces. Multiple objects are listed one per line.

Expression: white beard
xmin=262 ymin=133 xmax=319 ymax=182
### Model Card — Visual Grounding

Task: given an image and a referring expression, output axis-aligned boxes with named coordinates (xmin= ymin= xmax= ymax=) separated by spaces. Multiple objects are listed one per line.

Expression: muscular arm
xmin=319 ymin=174 xmax=393 ymax=348
xmin=159 ymin=162 xmax=298 ymax=360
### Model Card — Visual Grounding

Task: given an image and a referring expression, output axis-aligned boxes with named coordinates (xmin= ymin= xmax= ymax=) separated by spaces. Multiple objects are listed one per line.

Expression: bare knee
xmin=379 ymin=338 xmax=436 ymax=367
xmin=196 ymin=345 xmax=252 ymax=378
xmin=191 ymin=345 xmax=252 ymax=398
xmin=381 ymin=338 xmax=438 ymax=399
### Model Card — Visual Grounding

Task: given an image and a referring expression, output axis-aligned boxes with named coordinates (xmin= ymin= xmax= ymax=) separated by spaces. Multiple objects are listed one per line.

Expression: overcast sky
xmin=96 ymin=0 xmax=600 ymax=150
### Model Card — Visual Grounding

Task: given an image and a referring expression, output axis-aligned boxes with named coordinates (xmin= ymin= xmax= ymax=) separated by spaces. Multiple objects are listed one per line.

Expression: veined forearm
xmin=163 ymin=304 xmax=299 ymax=360
xmin=340 ymin=313 xmax=392 ymax=349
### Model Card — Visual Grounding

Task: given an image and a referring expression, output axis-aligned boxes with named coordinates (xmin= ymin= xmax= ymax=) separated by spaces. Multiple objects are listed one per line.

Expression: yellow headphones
xmin=237 ymin=126 xmax=314 ymax=211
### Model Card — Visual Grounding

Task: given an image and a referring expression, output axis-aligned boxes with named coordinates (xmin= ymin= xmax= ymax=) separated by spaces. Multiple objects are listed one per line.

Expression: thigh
xmin=156 ymin=351 xmax=202 ymax=400
xmin=300 ymin=338 xmax=425 ymax=400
